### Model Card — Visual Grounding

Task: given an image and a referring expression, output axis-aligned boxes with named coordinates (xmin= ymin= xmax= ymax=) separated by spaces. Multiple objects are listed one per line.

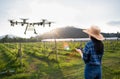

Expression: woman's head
xmin=83 ymin=25 xmax=104 ymax=41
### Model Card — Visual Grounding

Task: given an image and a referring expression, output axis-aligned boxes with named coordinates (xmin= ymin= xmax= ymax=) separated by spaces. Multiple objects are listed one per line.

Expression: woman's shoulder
xmin=86 ymin=40 xmax=93 ymax=45
xmin=85 ymin=41 xmax=94 ymax=48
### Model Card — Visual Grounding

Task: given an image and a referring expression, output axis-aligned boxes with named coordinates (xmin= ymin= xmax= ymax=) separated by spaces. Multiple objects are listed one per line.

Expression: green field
xmin=0 ymin=40 xmax=120 ymax=79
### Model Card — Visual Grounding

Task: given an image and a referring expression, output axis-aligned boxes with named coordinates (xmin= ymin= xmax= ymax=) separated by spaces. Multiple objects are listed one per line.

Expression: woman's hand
xmin=75 ymin=48 xmax=83 ymax=58
xmin=75 ymin=48 xmax=82 ymax=52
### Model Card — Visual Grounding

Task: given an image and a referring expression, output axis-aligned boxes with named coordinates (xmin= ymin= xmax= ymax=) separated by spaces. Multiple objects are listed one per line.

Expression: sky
xmin=0 ymin=0 xmax=120 ymax=38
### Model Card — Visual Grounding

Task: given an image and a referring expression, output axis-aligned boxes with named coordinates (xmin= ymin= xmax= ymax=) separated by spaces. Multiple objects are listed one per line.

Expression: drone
xmin=8 ymin=18 xmax=54 ymax=34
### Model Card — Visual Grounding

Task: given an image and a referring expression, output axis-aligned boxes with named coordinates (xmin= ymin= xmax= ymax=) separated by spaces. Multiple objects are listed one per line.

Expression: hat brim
xmin=83 ymin=29 xmax=104 ymax=41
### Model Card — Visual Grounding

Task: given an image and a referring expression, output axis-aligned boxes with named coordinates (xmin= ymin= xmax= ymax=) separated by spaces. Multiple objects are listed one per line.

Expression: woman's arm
xmin=75 ymin=48 xmax=83 ymax=58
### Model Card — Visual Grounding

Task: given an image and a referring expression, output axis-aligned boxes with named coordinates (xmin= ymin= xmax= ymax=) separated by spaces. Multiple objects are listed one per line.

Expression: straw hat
xmin=83 ymin=25 xmax=104 ymax=40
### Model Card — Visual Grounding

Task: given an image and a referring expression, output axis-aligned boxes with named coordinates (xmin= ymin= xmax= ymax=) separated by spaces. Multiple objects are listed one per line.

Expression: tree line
xmin=0 ymin=35 xmax=41 ymax=43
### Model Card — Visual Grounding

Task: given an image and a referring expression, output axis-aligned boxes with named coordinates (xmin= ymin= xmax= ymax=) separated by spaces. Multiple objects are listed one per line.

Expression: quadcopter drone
xmin=8 ymin=18 xmax=54 ymax=34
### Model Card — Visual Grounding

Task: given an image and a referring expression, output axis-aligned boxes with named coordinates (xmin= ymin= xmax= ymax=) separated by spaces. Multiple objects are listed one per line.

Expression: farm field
xmin=0 ymin=40 xmax=120 ymax=79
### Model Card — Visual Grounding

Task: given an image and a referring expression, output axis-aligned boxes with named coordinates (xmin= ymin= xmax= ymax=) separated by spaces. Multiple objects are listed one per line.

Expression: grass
xmin=0 ymin=40 xmax=120 ymax=79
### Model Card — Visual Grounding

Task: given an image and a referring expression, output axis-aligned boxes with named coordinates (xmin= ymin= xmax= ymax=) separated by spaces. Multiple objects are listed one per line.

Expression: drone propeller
xmin=48 ymin=22 xmax=54 ymax=27
xmin=41 ymin=19 xmax=47 ymax=22
xmin=41 ymin=19 xmax=47 ymax=27
xmin=8 ymin=19 xmax=15 ymax=26
xmin=8 ymin=19 xmax=14 ymax=23
xmin=20 ymin=18 xmax=28 ymax=23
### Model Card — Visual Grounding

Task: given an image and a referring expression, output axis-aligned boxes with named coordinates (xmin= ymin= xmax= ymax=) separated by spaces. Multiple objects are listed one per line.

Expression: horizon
xmin=0 ymin=26 xmax=119 ymax=39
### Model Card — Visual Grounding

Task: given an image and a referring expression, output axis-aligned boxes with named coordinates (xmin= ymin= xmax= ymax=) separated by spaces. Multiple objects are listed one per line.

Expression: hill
xmin=40 ymin=27 xmax=87 ymax=39
xmin=39 ymin=26 xmax=120 ymax=39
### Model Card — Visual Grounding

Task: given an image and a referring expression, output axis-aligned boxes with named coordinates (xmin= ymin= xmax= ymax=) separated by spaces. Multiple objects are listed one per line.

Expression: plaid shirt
xmin=83 ymin=41 xmax=104 ymax=65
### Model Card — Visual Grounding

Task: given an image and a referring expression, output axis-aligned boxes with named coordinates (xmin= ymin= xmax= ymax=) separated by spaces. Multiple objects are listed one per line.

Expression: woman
xmin=76 ymin=26 xmax=104 ymax=79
